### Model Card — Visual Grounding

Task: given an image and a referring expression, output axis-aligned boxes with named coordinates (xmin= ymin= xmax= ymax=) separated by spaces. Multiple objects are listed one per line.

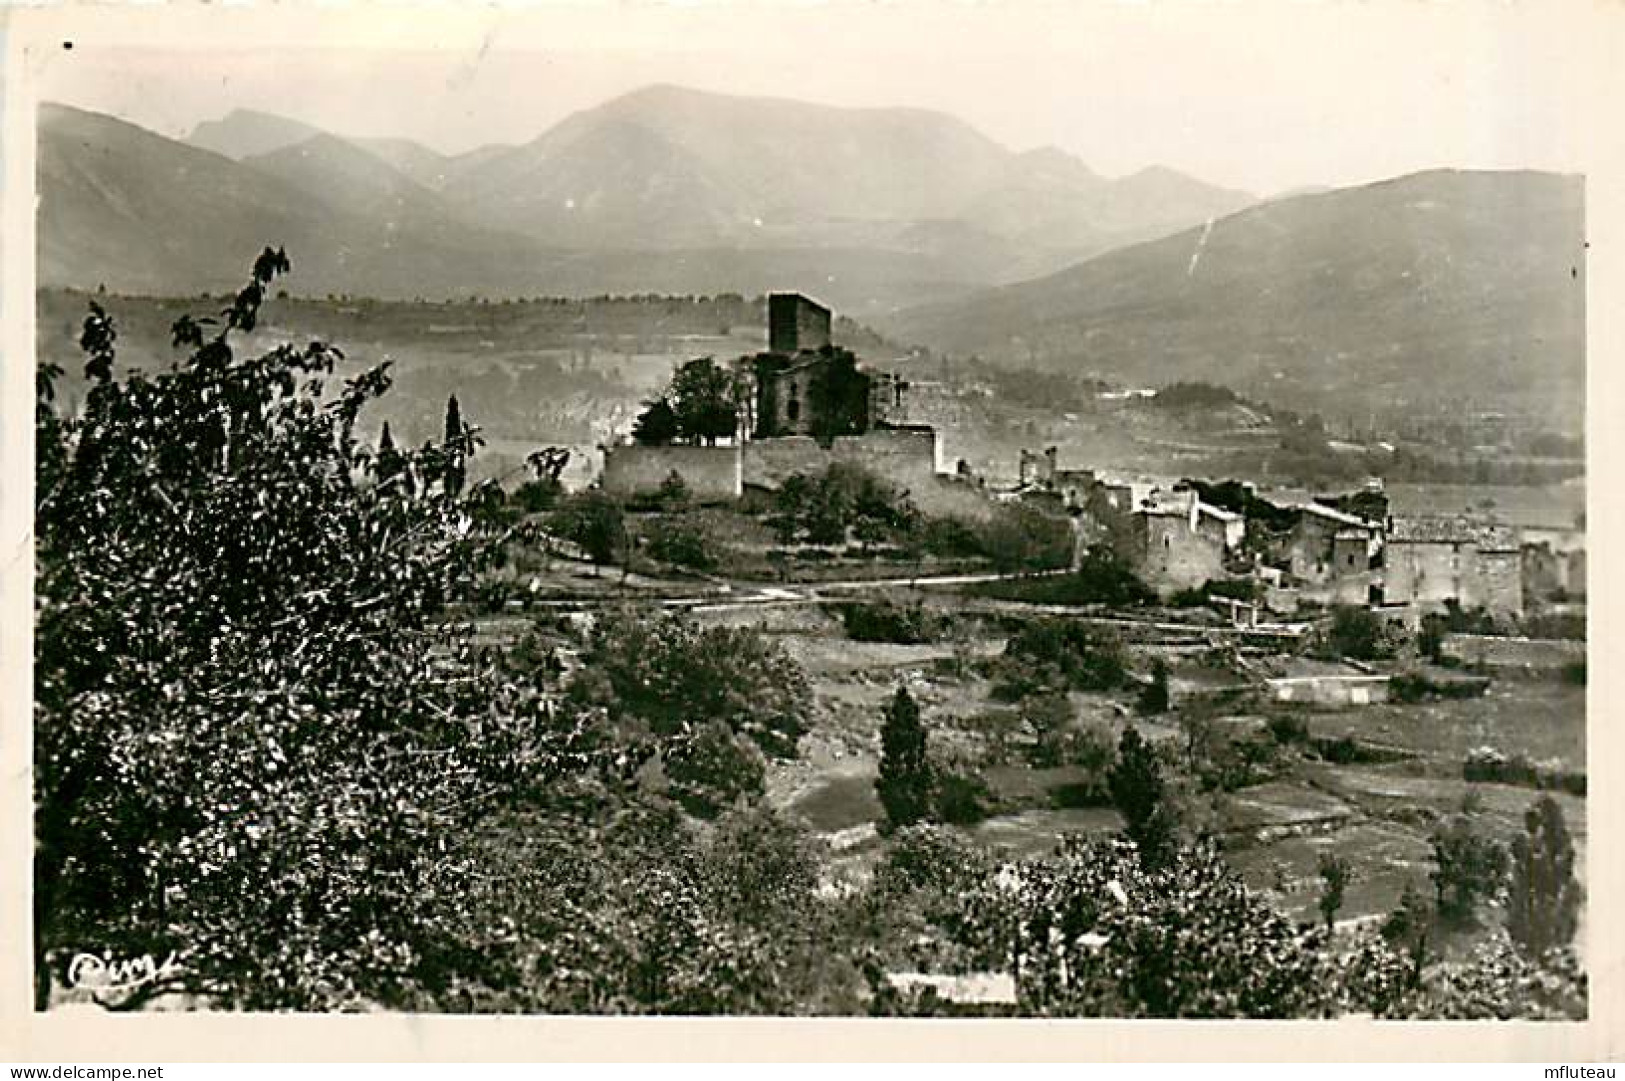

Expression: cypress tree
xmin=443 ymin=394 xmax=466 ymax=496
xmin=876 ymin=686 xmax=932 ymax=830
xmin=1506 ymin=795 xmax=1582 ymax=958
xmin=1109 ymin=725 xmax=1177 ymax=869
xmin=376 ymin=421 xmax=401 ymax=482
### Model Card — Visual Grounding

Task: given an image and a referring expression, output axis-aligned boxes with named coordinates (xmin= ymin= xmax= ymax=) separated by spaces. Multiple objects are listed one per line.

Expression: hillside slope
xmin=881 ymin=170 xmax=1585 ymax=427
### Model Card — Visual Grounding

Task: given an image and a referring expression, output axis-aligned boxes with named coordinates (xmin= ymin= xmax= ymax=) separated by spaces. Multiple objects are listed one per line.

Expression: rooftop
xmin=1389 ymin=517 xmax=1519 ymax=550
xmin=1295 ymin=502 xmax=1378 ymax=529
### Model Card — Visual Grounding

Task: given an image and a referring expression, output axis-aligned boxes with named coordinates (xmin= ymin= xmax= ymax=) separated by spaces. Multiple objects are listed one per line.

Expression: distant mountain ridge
xmin=177 ymin=85 xmax=1254 ymax=274
xmin=40 ymin=94 xmax=1582 ymax=424
xmin=880 ymin=169 xmax=1586 ymax=428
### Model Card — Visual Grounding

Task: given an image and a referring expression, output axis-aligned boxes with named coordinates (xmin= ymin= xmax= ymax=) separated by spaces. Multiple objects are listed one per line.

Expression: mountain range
xmin=878 ymin=168 xmax=1586 ymax=429
xmin=38 ymin=85 xmax=1252 ymax=311
xmin=38 ymin=87 xmax=1584 ymax=425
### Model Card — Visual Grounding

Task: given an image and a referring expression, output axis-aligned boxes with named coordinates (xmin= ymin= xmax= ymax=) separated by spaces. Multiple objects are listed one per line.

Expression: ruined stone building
xmin=1522 ymin=541 xmax=1587 ymax=604
xmin=768 ymin=291 xmax=831 ymax=354
xmin=752 ymin=293 xmax=907 ymax=441
xmin=602 ymin=291 xmax=991 ymax=519
xmin=1384 ymin=517 xmax=1523 ymax=616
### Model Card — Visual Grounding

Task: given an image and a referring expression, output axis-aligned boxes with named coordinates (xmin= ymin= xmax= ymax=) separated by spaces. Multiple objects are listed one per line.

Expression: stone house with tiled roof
xmin=1384 ymin=516 xmax=1523 ymax=616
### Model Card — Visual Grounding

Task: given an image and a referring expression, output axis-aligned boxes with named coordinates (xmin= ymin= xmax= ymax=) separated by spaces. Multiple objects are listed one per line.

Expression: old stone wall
xmin=1441 ymin=633 xmax=1585 ymax=671
xmin=741 ymin=429 xmax=994 ymax=522
xmin=743 ymin=429 xmax=939 ymax=490
xmin=1268 ymin=675 xmax=1391 ymax=706
xmin=601 ymin=443 xmax=742 ymax=502
xmin=742 ymin=435 xmax=831 ymax=489
xmin=831 ymin=428 xmax=942 ymax=492
xmin=912 ymin=475 xmax=998 ymax=522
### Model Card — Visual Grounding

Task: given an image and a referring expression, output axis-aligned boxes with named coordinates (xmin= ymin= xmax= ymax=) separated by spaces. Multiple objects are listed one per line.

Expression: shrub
xmin=1318 ymin=853 xmax=1353 ymax=932
xmin=511 ymin=477 xmax=563 ymax=513
xmin=1382 ymin=882 xmax=1435 ymax=988
xmin=1000 ymin=618 xmax=1129 ymax=696
xmin=775 ymin=462 xmax=919 ymax=548
xmin=1325 ymin=605 xmax=1388 ymax=661
xmin=1137 ymin=658 xmax=1171 ymax=715
xmin=933 ymin=768 xmax=992 ymax=826
xmin=1172 ymin=577 xmax=1259 ymax=608
xmin=1267 ymin=713 xmax=1310 ymax=745
xmin=974 ymin=502 xmax=1075 ymax=573
xmin=548 ymin=490 xmax=627 ymax=565
xmin=1419 ymin=601 xmax=1501 ymax=660
xmin=1462 ymin=746 xmax=1585 ymax=796
xmin=1520 ymin=612 xmax=1585 ymax=641
xmin=839 ymin=598 xmax=942 ymax=644
xmin=1430 ymin=814 xmax=1509 ymax=925
xmin=644 ymin=513 xmax=716 ymax=572
xmin=665 ymin=721 xmax=768 ymax=818
xmin=579 ymin=612 xmax=811 ymax=760
xmin=1390 ymin=670 xmax=1490 ymax=703
xmin=1021 ymin=692 xmax=1075 ymax=767
xmin=915 ymin=517 xmax=984 ymax=559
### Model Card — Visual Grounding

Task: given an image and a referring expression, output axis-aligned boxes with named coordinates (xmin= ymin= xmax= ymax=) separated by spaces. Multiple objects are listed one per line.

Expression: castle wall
xmin=831 ymin=428 xmax=943 ymax=491
xmin=742 ymin=435 xmax=831 ymax=489
xmin=601 ymin=444 xmax=742 ymax=502
xmin=741 ymin=428 xmax=995 ymax=521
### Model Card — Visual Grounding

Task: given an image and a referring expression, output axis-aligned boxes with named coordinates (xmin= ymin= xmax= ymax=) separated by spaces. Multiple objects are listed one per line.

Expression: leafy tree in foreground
xmin=34 ymin=248 xmax=578 ymax=1011
xmin=1506 ymin=795 xmax=1583 ymax=959
xmin=976 ymin=838 xmax=1326 ymax=1017
xmin=876 ymin=686 xmax=933 ymax=831
xmin=440 ymin=800 xmax=859 ymax=1014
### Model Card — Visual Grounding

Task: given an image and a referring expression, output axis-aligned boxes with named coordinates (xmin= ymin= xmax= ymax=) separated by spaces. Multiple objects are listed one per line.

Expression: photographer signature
xmin=67 ymin=949 xmax=183 ymax=995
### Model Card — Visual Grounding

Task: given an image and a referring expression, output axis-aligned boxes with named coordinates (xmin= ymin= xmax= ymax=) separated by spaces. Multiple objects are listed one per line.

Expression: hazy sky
xmin=30 ymin=1 xmax=1591 ymax=197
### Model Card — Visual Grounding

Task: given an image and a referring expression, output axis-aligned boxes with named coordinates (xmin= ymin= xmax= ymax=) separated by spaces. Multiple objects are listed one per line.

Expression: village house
xmin=1255 ymin=501 xmax=1385 ymax=605
xmin=1121 ymin=488 xmax=1245 ymax=594
xmin=1384 ymin=517 xmax=1523 ymax=617
xmin=1281 ymin=503 xmax=1381 ymax=580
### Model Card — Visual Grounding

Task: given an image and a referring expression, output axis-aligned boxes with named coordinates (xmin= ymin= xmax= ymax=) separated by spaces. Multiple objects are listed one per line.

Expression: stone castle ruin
xmin=601 ymin=292 xmax=992 ymax=520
